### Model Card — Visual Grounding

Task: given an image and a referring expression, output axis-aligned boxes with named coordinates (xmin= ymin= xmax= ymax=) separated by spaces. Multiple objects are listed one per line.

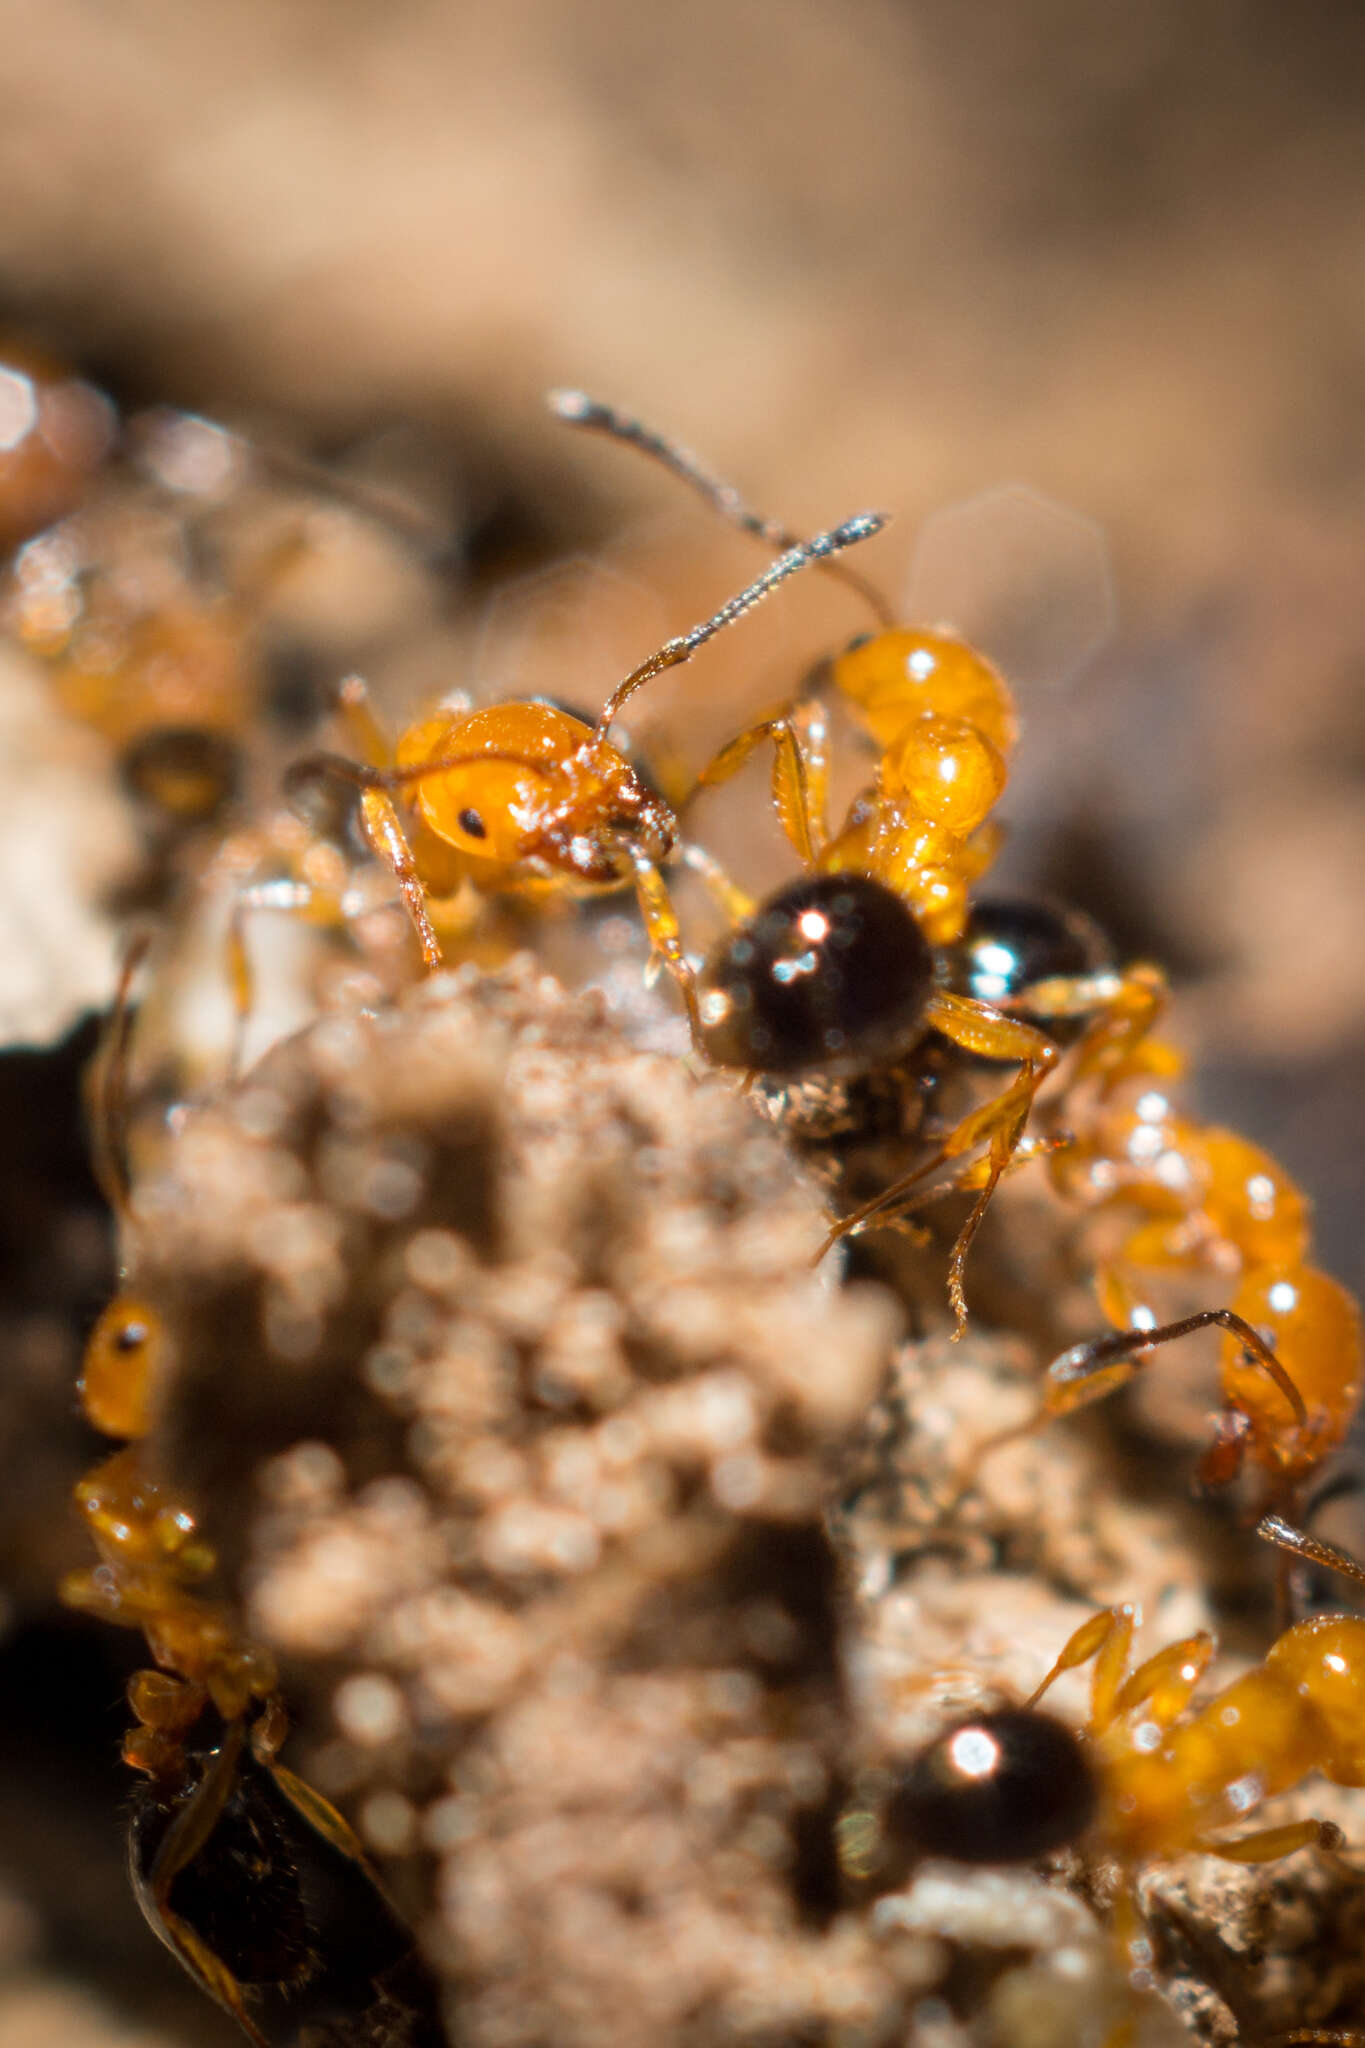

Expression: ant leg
xmin=1191 ymin=1819 xmax=1345 ymax=1864
xmin=698 ymin=700 xmax=831 ymax=865
xmin=287 ymin=753 xmax=445 ymax=971
xmin=225 ymin=875 xmax=353 ymax=1077
xmin=1029 ymin=1613 xmax=1217 ymax=1746
xmin=679 ymin=841 xmax=756 ymax=923
xmin=1042 ymin=1309 xmax=1307 ymax=1434
xmin=1258 ymin=1513 xmax=1365 ymax=1591
xmin=1043 ymin=961 xmax=1182 ymax=1095
xmin=1112 ymin=1631 xmax=1217 ymax=1728
xmin=332 ymin=672 xmax=396 ymax=766
xmin=271 ymin=1761 xmax=373 ymax=1866
xmin=1026 ymin=1606 xmax=1135 ymax=1732
xmin=1278 ymin=2035 xmax=1365 ymax=2046
xmin=628 ymin=850 xmax=702 ymax=1046
xmin=140 ymin=1720 xmax=270 ymax=2047
xmin=819 ymin=993 xmax=1058 ymax=1335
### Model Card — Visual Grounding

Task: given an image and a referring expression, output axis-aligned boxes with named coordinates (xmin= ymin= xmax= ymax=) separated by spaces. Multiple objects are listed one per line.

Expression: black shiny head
xmin=886 ymin=1707 xmax=1096 ymax=1866
xmin=942 ymin=897 xmax=1112 ymax=1041
xmin=697 ymin=873 xmax=934 ymax=1075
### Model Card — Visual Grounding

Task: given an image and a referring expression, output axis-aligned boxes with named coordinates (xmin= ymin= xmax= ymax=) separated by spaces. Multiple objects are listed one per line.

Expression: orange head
xmin=395 ymin=700 xmax=675 ymax=882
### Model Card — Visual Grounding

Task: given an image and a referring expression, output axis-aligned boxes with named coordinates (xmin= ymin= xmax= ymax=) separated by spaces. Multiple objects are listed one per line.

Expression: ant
xmin=552 ymin=394 xmax=1167 ymax=1327
xmin=1 ymin=337 xmax=443 ymax=832
xmin=62 ymin=951 xmax=442 ymax=2046
xmin=962 ymin=1005 xmax=1363 ymax=1559
xmin=282 ymin=508 xmax=886 ymax=1042
xmin=858 ymin=1557 xmax=1365 ymax=2034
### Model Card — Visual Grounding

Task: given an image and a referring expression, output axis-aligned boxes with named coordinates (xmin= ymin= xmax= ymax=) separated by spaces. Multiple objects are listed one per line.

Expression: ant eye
xmin=458 ymin=808 xmax=488 ymax=840
xmin=697 ymin=873 xmax=933 ymax=1076
xmin=886 ymin=1708 xmax=1096 ymax=1866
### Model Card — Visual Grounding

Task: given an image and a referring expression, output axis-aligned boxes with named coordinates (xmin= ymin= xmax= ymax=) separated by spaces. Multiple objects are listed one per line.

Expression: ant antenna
xmin=595 ymin=509 xmax=887 ymax=733
xmin=550 ymin=391 xmax=895 ymax=629
xmin=89 ymin=932 xmax=152 ymax=1224
xmin=1257 ymin=1512 xmax=1365 ymax=1593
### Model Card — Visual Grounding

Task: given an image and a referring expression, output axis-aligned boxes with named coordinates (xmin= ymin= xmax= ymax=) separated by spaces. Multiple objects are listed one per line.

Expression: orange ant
xmin=2 ymin=338 xmax=443 ymax=830
xmin=62 ymin=950 xmax=441 ymax=2046
xmin=963 ymin=1012 xmax=1363 ymax=1557
xmin=282 ymin=509 xmax=886 ymax=1042
xmin=551 ymin=396 xmax=1171 ymax=1327
xmin=551 ymin=388 xmax=1017 ymax=941
xmin=866 ymin=1561 xmax=1364 ymax=2027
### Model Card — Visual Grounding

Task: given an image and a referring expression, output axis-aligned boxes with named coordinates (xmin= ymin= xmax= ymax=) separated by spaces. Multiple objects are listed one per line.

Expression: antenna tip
xmin=547 ymin=388 xmax=598 ymax=423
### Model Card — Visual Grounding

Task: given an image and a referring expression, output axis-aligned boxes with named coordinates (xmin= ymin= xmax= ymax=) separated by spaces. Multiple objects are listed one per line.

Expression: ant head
xmin=885 ymin=1707 xmax=1097 ymax=1868
xmin=80 ymin=1294 xmax=167 ymax=1440
xmin=696 ymin=873 xmax=935 ymax=1076
xmin=394 ymin=702 xmax=595 ymax=863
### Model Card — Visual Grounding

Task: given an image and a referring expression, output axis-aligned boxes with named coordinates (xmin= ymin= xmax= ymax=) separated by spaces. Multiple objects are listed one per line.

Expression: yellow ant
xmin=63 ymin=944 xmax=441 ymax=2045
xmin=283 ymin=507 xmax=885 ymax=1043
xmin=551 ymin=395 xmax=1166 ymax=1327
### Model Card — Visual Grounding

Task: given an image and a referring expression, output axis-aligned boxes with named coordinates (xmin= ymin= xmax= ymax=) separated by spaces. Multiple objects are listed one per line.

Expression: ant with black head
xmin=551 ymin=394 xmax=1167 ymax=1329
xmin=853 ymin=1531 xmax=1365 ymax=2040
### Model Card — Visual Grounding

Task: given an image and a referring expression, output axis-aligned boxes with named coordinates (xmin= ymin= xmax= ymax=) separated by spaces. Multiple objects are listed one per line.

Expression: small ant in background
xmin=0 ymin=338 xmax=444 ymax=834
xmin=551 ymin=395 xmax=1167 ymax=1328
xmin=62 ymin=948 xmax=443 ymax=2047
xmin=853 ymin=1531 xmax=1365 ymax=2039
xmin=283 ymin=507 xmax=885 ymax=1043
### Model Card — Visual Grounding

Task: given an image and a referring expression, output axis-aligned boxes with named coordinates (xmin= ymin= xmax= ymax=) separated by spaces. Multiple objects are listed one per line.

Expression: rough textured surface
xmin=90 ymin=964 xmax=1365 ymax=2047
xmin=128 ymin=964 xmax=904 ymax=2047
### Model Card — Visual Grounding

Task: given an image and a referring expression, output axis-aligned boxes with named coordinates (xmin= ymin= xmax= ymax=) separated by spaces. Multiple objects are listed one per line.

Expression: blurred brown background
xmin=4 ymin=0 xmax=1360 ymax=1264
xmin=0 ymin=2 xmax=1362 ymax=2037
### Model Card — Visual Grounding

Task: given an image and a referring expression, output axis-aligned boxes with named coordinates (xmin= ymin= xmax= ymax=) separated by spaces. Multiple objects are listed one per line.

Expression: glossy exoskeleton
xmin=130 ymin=1707 xmax=444 ymax=2048
xmin=696 ymin=875 xmax=1118 ymax=1307
xmin=864 ymin=1579 xmax=1361 ymax=2024
xmin=884 ymin=1706 xmax=1097 ymax=1869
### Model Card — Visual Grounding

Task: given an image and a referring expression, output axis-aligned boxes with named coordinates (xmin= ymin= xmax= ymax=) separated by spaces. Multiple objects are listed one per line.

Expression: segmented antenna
xmin=596 ymin=510 xmax=888 ymax=732
xmin=1257 ymin=1512 xmax=1365 ymax=1591
xmin=550 ymin=390 xmax=895 ymax=628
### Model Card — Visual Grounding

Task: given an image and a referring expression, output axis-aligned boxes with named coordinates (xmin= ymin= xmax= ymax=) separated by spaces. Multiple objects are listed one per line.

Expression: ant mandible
xmin=63 ymin=950 xmax=442 ymax=2046
xmin=552 ymin=396 xmax=1169 ymax=1328
xmin=283 ymin=505 xmax=886 ymax=1043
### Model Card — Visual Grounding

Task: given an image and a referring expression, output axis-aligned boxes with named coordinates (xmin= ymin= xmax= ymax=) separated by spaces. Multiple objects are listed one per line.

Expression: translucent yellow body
xmin=822 ymin=629 xmax=1018 ymax=945
xmin=63 ymin=1296 xmax=278 ymax=1727
xmin=1042 ymin=1078 xmax=1364 ymax=1503
xmin=1040 ymin=1602 xmax=1365 ymax=1871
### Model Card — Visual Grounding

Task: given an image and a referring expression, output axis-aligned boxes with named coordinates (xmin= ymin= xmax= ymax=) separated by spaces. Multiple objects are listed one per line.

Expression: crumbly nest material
xmin=119 ymin=963 xmax=1365 ymax=2048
